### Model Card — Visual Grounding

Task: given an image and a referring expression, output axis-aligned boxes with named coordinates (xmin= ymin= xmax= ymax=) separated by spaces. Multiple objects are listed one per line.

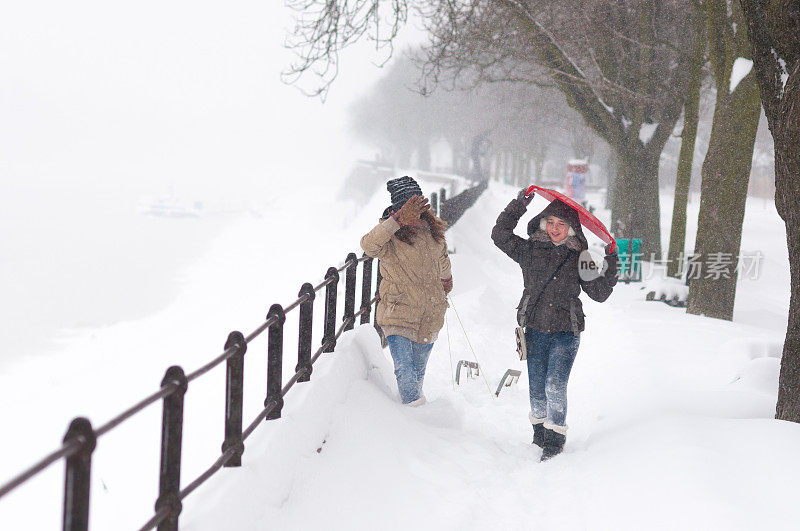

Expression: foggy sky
xmin=0 ymin=1 xmax=421 ymax=198
xmin=0 ymin=1 xmax=423 ymax=361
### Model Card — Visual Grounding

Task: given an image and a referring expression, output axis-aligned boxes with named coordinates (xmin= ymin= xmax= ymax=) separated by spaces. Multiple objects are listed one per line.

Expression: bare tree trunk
xmin=450 ymin=136 xmax=460 ymax=174
xmin=398 ymin=144 xmax=412 ymax=168
xmin=687 ymin=0 xmax=761 ymax=320
xmin=667 ymin=3 xmax=706 ymax=278
xmin=687 ymin=75 xmax=760 ymax=319
xmin=532 ymin=143 xmax=547 ymax=185
xmin=775 ymin=125 xmax=800 ymax=421
xmin=611 ymin=148 xmax=662 ymax=257
xmin=605 ymin=152 xmax=617 ymax=210
xmin=512 ymin=154 xmax=521 ymax=186
xmin=522 ymin=153 xmax=531 ymax=186
xmin=417 ymin=137 xmax=431 ymax=171
xmin=740 ymin=0 xmax=800 ymax=422
xmin=461 ymin=151 xmax=471 ymax=175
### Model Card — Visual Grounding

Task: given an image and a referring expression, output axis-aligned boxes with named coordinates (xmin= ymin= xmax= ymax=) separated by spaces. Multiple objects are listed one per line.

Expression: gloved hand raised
xmin=393 ymin=195 xmax=430 ymax=226
xmin=516 ymin=188 xmax=533 ymax=207
xmin=604 ymin=252 xmax=619 ymax=279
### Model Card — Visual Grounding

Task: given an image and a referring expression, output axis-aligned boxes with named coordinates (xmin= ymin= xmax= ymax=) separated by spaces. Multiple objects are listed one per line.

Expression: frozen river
xmin=0 ymin=180 xmax=242 ymax=368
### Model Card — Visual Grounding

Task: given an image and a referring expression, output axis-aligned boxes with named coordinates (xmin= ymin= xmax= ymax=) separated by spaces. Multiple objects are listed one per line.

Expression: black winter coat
xmin=491 ymin=198 xmax=618 ymax=334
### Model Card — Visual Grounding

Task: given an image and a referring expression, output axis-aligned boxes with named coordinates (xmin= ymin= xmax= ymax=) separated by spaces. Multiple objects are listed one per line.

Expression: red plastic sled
xmin=525 ymin=185 xmax=617 ymax=253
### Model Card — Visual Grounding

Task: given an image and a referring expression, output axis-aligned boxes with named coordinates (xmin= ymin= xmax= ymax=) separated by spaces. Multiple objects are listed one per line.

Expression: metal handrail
xmin=137 ymin=506 xmax=170 ymax=531
xmin=336 ymin=255 xmax=360 ymax=273
xmin=0 ymin=176 xmax=485 ymax=531
xmin=0 ymin=250 xmax=380 ymax=514
xmin=244 ymin=316 xmax=277 ymax=344
xmin=179 ymin=446 xmax=238 ymax=500
xmin=0 ymin=439 xmax=82 ymax=499
xmin=94 ymin=382 xmax=179 ymax=437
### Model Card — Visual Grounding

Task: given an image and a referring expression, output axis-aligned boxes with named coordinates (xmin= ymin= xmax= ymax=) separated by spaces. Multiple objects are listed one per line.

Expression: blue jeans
xmin=386 ymin=335 xmax=434 ymax=404
xmin=525 ymin=329 xmax=580 ymax=426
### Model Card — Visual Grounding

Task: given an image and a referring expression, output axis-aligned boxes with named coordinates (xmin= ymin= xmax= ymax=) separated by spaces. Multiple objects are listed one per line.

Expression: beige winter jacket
xmin=360 ymin=217 xmax=452 ymax=344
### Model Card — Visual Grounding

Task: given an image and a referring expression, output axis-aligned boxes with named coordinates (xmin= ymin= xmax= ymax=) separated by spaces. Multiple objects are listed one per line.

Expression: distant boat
xmin=137 ymin=196 xmax=202 ymax=218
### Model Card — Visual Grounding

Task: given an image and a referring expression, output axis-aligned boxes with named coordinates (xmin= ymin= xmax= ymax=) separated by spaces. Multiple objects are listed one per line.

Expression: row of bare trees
xmin=285 ymin=0 xmax=800 ymax=423
xmin=348 ymin=55 xmax=604 ymax=184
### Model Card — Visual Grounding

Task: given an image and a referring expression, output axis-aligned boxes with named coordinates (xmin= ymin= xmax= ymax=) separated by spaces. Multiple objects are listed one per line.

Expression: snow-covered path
xmin=183 ymin=184 xmax=799 ymax=531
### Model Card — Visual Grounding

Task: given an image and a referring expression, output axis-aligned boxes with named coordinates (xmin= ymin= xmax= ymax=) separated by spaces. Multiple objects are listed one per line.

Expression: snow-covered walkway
xmin=183 ymin=184 xmax=800 ymax=531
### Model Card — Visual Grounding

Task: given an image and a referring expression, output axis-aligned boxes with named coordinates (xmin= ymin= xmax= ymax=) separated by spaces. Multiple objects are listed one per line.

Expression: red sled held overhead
xmin=524 ymin=185 xmax=617 ymax=253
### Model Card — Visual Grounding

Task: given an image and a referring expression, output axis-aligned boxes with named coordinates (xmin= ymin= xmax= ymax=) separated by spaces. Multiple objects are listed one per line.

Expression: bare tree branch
xmin=283 ymin=0 xmax=409 ymax=98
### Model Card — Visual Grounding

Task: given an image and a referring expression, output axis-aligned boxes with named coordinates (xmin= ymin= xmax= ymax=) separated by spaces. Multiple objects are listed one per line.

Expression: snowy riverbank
xmin=0 ymin=180 xmax=794 ymax=530
xmin=182 ymin=182 xmax=795 ymax=530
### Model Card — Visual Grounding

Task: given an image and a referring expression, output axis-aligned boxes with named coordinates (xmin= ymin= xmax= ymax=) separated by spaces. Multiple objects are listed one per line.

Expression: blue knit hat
xmin=381 ymin=176 xmax=423 ymax=219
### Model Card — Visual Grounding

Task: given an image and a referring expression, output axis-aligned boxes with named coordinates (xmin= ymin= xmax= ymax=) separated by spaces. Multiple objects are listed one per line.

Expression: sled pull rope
xmin=445 ymin=313 xmax=455 ymax=391
xmin=447 ymin=295 xmax=495 ymax=399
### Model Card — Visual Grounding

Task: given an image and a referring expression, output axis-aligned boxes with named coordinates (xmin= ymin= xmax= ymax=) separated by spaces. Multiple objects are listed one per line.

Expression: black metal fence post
xmin=62 ymin=417 xmax=96 ymax=531
xmin=360 ymin=255 xmax=373 ymax=325
xmin=155 ymin=366 xmax=188 ymax=531
xmin=222 ymin=331 xmax=246 ymax=468
xmin=343 ymin=253 xmax=357 ymax=331
xmin=322 ymin=267 xmax=339 ymax=353
xmin=265 ymin=304 xmax=286 ymax=420
xmin=296 ymin=283 xmax=315 ymax=382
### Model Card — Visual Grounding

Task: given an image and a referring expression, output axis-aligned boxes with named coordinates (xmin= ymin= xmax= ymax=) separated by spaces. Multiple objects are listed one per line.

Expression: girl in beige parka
xmin=360 ymin=177 xmax=453 ymax=406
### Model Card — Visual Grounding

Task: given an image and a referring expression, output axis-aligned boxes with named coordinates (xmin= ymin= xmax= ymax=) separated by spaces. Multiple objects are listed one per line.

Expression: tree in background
xmin=286 ymin=0 xmax=693 ymax=258
xmin=739 ymin=0 xmax=800 ymax=423
xmin=347 ymin=56 xmax=439 ymax=169
xmin=286 ymin=0 xmax=795 ymax=421
xmin=666 ymin=0 xmax=706 ymax=279
xmin=349 ymin=54 xmax=600 ymax=185
xmin=686 ymin=0 xmax=762 ymax=321
xmin=419 ymin=0 xmax=692 ymax=257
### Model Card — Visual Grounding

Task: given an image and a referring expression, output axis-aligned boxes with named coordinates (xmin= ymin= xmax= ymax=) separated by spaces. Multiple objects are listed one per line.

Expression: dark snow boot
xmin=540 ymin=427 xmax=566 ymax=462
xmin=532 ymin=423 xmax=546 ymax=448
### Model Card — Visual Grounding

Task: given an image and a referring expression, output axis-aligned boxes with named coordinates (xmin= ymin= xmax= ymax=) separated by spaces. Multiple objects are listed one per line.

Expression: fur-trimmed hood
xmin=491 ymin=196 xmax=618 ymax=334
xmin=526 ymin=199 xmax=588 ymax=251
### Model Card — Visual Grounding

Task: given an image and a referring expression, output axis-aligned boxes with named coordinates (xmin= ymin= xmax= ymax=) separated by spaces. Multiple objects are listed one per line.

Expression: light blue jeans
xmin=525 ymin=329 xmax=580 ymax=426
xmin=386 ymin=335 xmax=434 ymax=404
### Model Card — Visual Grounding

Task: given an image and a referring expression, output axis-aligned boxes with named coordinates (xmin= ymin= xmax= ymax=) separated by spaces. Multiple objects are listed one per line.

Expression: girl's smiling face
xmin=546 ymin=215 xmax=569 ymax=243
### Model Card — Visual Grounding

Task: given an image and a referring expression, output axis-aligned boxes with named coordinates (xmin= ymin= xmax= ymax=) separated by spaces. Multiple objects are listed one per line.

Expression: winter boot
xmin=532 ymin=423 xmax=546 ymax=448
xmin=529 ymin=413 xmax=546 ymax=448
xmin=540 ymin=425 xmax=567 ymax=461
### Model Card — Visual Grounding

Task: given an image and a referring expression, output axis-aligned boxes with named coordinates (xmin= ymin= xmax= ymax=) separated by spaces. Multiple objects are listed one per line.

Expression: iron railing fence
xmin=0 ymin=178 xmax=489 ymax=531
xmin=0 ymin=251 xmax=381 ymax=531
xmin=438 ymin=179 xmax=489 ymax=227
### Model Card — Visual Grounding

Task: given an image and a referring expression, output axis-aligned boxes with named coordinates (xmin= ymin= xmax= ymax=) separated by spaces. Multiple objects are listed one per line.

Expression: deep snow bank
xmin=0 ymin=174 xmax=459 ymax=528
xmin=183 ymin=181 xmax=799 ymax=531
xmin=1 ymin=178 xmax=795 ymax=530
